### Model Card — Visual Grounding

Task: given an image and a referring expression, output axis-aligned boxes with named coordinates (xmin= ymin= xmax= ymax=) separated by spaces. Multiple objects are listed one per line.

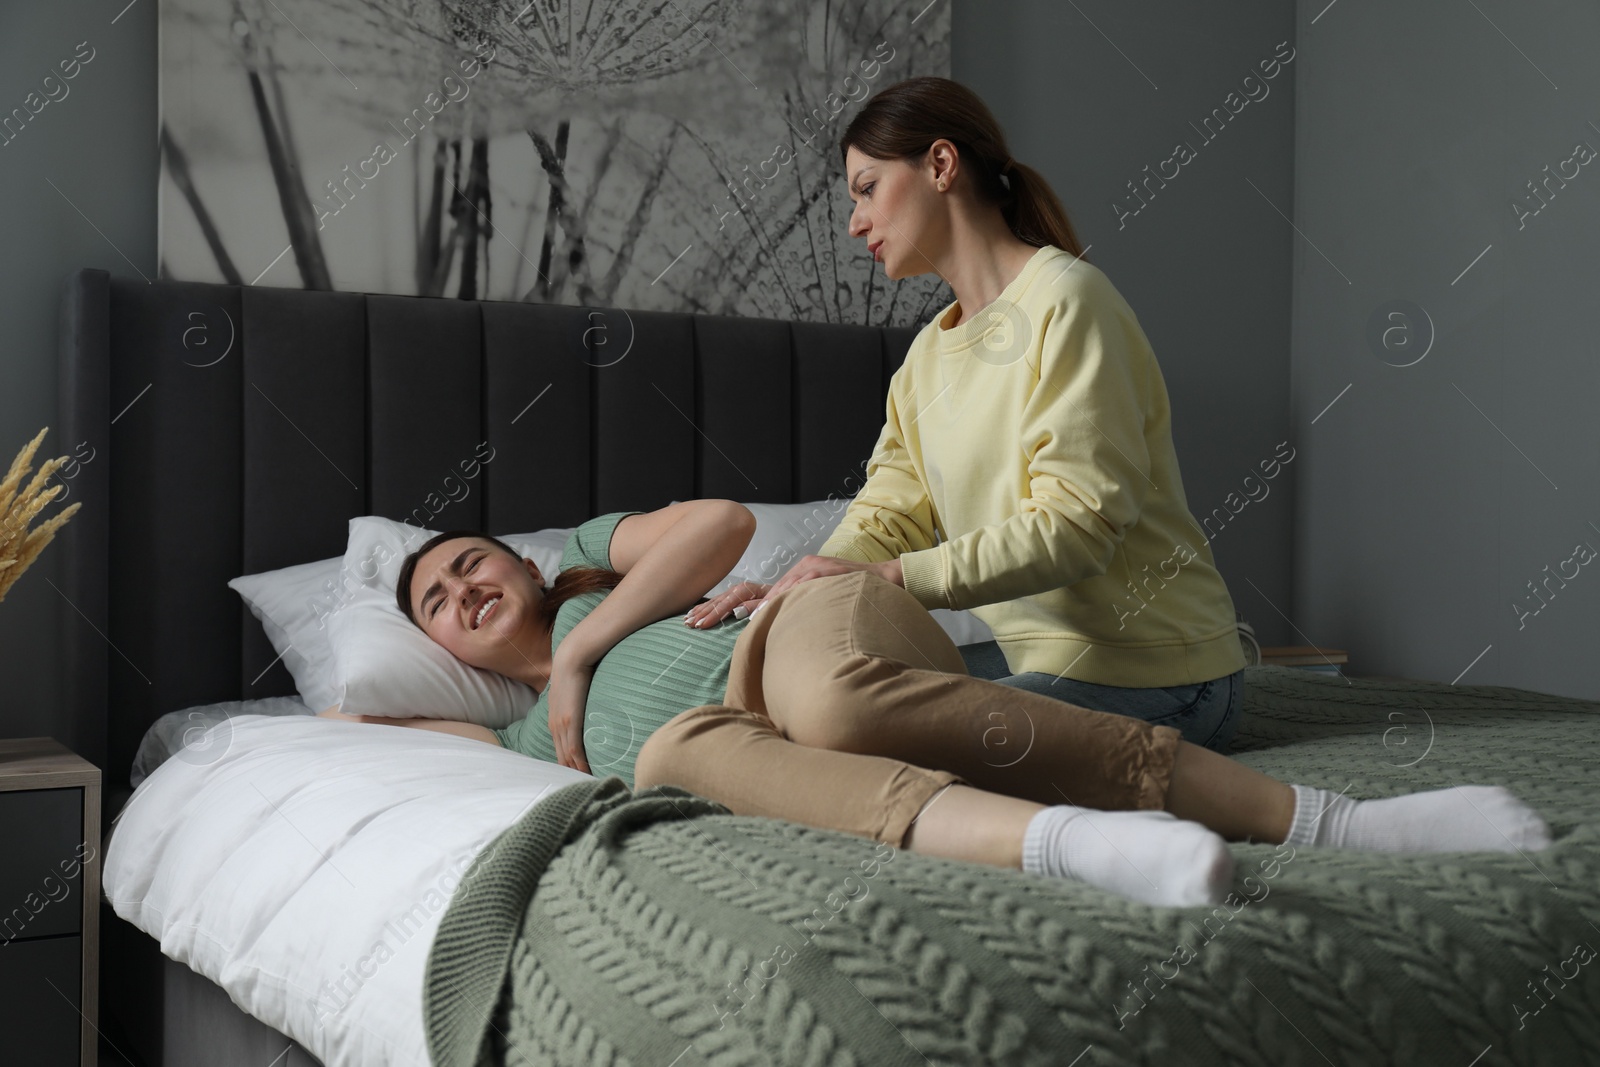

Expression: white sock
xmin=1021 ymin=805 xmax=1234 ymax=907
xmin=1284 ymin=784 xmax=1552 ymax=853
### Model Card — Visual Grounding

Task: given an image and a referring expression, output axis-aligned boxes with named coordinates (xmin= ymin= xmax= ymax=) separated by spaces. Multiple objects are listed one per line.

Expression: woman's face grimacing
xmin=845 ymin=142 xmax=953 ymax=280
xmin=409 ymin=537 xmax=544 ymax=670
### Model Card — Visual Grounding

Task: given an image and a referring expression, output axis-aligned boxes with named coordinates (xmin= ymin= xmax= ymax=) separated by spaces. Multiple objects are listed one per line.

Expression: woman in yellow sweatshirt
xmin=740 ymin=75 xmax=1249 ymax=752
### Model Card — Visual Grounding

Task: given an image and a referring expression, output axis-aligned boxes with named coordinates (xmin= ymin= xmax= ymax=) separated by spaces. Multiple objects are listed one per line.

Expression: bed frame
xmin=57 ymin=267 xmax=919 ymax=1066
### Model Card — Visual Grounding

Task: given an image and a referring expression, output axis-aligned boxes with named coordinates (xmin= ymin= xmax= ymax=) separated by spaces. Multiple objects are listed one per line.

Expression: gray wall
xmin=1 ymin=1 xmax=158 ymax=744
xmin=1286 ymin=0 xmax=1598 ymax=698
xmin=952 ymin=2 xmax=1301 ymax=648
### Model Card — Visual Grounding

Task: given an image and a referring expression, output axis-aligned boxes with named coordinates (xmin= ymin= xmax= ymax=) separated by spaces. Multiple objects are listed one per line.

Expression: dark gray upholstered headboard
xmin=57 ymin=267 xmax=917 ymax=801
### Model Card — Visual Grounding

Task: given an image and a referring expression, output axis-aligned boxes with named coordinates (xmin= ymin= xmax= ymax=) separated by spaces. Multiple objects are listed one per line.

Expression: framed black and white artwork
xmin=158 ymin=0 xmax=952 ymax=324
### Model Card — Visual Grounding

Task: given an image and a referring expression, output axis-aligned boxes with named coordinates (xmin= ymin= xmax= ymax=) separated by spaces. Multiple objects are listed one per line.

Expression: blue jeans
xmin=956 ymin=640 xmax=1243 ymax=753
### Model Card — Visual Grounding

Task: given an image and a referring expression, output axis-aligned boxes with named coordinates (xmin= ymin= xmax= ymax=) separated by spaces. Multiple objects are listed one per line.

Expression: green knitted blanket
xmin=424 ymin=666 xmax=1600 ymax=1066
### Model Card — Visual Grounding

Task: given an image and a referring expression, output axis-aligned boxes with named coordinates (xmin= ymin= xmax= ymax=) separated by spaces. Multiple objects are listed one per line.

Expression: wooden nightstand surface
xmin=0 ymin=737 xmax=101 ymax=790
xmin=0 ymin=736 xmax=102 ymax=1066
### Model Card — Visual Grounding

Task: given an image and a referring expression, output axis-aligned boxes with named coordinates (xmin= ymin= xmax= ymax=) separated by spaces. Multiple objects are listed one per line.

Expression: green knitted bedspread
xmin=424 ymin=666 xmax=1600 ymax=1066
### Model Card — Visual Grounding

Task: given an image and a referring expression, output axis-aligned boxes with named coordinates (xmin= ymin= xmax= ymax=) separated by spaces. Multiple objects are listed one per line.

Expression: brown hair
xmin=840 ymin=76 xmax=1087 ymax=259
xmin=395 ymin=530 xmax=623 ymax=631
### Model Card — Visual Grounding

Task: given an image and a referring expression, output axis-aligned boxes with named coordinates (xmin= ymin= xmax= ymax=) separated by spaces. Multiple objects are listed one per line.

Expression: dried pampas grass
xmin=0 ymin=427 xmax=82 ymax=604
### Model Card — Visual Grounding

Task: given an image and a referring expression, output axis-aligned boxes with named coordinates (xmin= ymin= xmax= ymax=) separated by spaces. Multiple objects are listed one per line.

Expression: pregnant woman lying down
xmin=319 ymin=500 xmax=1552 ymax=908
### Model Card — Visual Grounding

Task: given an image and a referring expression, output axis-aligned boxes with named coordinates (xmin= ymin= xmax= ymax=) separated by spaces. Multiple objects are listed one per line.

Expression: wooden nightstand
xmin=0 ymin=738 xmax=102 ymax=1066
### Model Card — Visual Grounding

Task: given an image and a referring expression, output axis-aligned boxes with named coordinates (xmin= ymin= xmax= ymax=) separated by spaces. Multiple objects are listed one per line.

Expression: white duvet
xmin=102 ymin=714 xmax=593 ymax=1067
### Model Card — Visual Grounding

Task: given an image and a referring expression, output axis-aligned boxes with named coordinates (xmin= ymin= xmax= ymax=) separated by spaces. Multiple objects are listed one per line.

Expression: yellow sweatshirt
xmin=819 ymin=244 xmax=1246 ymax=687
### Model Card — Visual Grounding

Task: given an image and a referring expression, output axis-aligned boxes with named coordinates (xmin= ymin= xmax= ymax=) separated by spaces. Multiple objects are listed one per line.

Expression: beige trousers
xmin=633 ymin=571 xmax=1182 ymax=847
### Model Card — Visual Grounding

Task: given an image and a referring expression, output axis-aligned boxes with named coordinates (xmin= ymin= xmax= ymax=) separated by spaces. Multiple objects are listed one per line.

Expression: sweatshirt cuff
xmin=898 ymin=547 xmax=949 ymax=610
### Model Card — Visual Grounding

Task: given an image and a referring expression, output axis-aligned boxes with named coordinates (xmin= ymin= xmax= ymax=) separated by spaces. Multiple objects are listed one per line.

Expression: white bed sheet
xmin=102 ymin=714 xmax=593 ymax=1067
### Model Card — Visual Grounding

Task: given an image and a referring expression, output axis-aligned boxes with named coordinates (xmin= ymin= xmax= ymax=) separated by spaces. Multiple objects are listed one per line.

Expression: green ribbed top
xmin=493 ymin=511 xmax=752 ymax=786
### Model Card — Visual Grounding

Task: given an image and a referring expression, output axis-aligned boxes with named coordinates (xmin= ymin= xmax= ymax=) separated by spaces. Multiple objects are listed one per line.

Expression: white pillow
xmin=326 ymin=517 xmax=574 ymax=727
xmin=229 ymin=521 xmax=571 ymax=716
xmin=927 ymin=606 xmax=993 ymax=646
xmin=229 ymin=558 xmax=344 ymax=713
xmin=702 ymin=498 xmax=851 ymax=590
xmin=684 ymin=499 xmax=994 ymax=647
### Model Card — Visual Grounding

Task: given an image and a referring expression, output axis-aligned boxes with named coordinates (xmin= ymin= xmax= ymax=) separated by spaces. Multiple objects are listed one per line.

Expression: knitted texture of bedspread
xmin=424 ymin=666 xmax=1600 ymax=1067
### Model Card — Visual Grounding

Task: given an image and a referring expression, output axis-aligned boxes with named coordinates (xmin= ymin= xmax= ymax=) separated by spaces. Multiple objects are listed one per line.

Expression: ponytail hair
xmin=839 ymin=76 xmax=1087 ymax=259
xmin=395 ymin=530 xmax=623 ymax=631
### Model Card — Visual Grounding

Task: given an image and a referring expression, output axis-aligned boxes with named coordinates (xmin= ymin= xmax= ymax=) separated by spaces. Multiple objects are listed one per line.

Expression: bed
xmin=58 ymin=265 xmax=921 ymax=1065
xmin=60 ymin=269 xmax=1600 ymax=1066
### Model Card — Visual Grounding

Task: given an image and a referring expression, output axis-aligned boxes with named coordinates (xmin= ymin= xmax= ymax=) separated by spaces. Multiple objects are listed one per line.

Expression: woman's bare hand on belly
xmin=684 ymin=580 xmax=771 ymax=627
